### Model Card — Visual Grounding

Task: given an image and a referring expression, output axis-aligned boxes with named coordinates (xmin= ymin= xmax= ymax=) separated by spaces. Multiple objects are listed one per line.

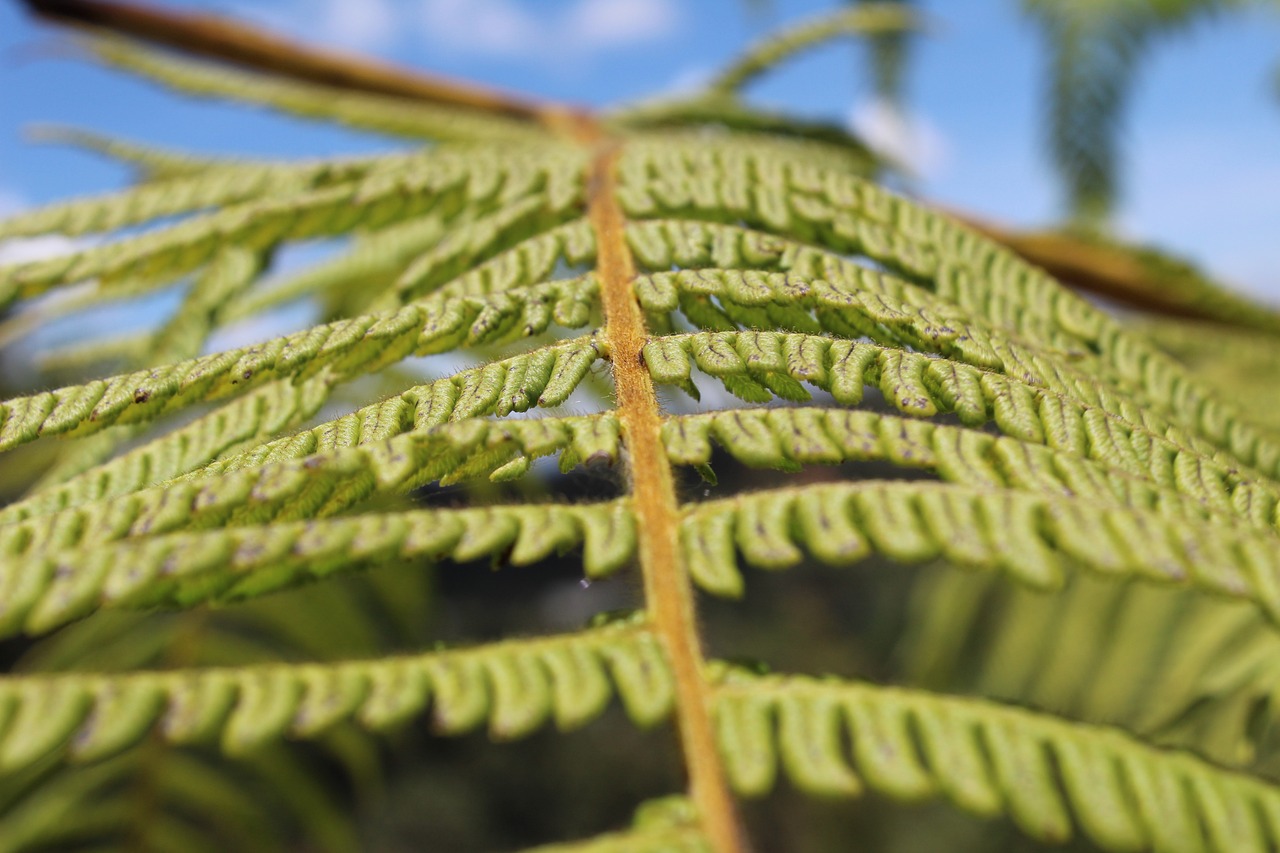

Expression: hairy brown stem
xmin=950 ymin=211 xmax=1218 ymax=320
xmin=587 ymin=145 xmax=746 ymax=853
xmin=20 ymin=0 xmax=588 ymax=129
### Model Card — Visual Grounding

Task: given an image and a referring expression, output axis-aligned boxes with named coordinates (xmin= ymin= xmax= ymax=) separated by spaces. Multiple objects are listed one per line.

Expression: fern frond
xmin=32 ymin=245 xmax=274 ymax=489
xmin=0 ymin=338 xmax=609 ymax=563
xmin=0 ymin=568 xmax=434 ymax=853
xmin=0 ymin=143 xmax=585 ymax=308
xmin=1146 ymin=315 xmax=1280 ymax=432
xmin=608 ymin=95 xmax=880 ymax=167
xmin=0 ymin=410 xmax=619 ymax=575
xmin=4 ymin=499 xmax=635 ymax=635
xmin=0 ymin=755 xmax=131 ymax=853
xmin=0 ymin=748 xmax=338 ymax=853
xmin=24 ymin=125 xmax=233 ymax=179
xmin=0 ymin=375 xmax=332 ymax=524
xmin=0 ymin=285 xmax=601 ymax=452
xmin=681 ymin=481 xmax=1280 ymax=618
xmin=663 ymin=407 xmax=1239 ymax=525
xmin=388 ymin=213 xmax=596 ymax=307
xmin=853 ymin=0 xmax=916 ymax=108
xmin=617 ymin=166 xmax=1280 ymax=477
xmin=186 ymin=335 xmax=600 ymax=463
xmin=222 ymin=213 xmax=448 ymax=320
xmin=967 ymin=221 xmax=1280 ymax=336
xmin=149 ymin=246 xmax=267 ymax=363
xmin=645 ymin=329 xmax=1280 ymax=521
xmin=0 ymin=152 xmax=389 ymax=240
xmin=713 ymin=667 xmax=1280 ymax=852
xmin=88 ymin=39 xmax=550 ymax=143
xmin=0 ymin=620 xmax=669 ymax=770
xmin=1020 ymin=2 xmax=1248 ymax=226
xmin=705 ymin=4 xmax=920 ymax=95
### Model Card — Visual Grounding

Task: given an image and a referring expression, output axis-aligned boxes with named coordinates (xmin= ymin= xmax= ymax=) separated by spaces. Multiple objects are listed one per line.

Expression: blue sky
xmin=1 ymin=0 xmax=1279 ymax=301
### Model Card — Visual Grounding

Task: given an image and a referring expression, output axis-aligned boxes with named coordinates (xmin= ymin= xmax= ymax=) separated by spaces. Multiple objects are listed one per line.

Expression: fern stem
xmin=21 ymin=0 xmax=586 ymax=131
xmin=949 ymin=210 xmax=1280 ymax=333
xmin=587 ymin=145 xmax=746 ymax=853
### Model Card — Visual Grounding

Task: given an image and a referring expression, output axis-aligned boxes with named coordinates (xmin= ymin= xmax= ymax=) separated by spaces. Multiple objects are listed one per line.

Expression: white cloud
xmin=229 ymin=0 xmax=678 ymax=65
xmin=565 ymin=0 xmax=677 ymax=48
xmin=0 ymin=191 xmax=86 ymax=266
xmin=848 ymin=98 xmax=948 ymax=180
xmin=319 ymin=0 xmax=397 ymax=52
xmin=417 ymin=0 xmax=679 ymax=63
xmin=420 ymin=0 xmax=540 ymax=56
xmin=233 ymin=0 xmax=397 ymax=53
xmin=0 ymin=235 xmax=82 ymax=266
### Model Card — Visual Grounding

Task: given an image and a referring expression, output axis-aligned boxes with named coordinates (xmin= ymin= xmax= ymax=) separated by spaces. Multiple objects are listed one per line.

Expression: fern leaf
xmin=0 ymin=620 xmax=669 ymax=771
xmin=0 ymin=153 xmax=385 ymax=240
xmin=4 ymin=499 xmax=635 ymax=635
xmin=223 ymin=213 xmax=449 ymax=320
xmin=0 ymin=288 xmax=600 ymax=451
xmin=0 ymin=410 xmax=618 ymax=577
xmin=681 ymin=481 xmax=1280 ymax=620
xmin=705 ymin=4 xmax=920 ymax=95
xmin=388 ymin=215 xmax=596 ymax=306
xmin=609 ymin=95 xmax=880 ymax=167
xmin=24 ymin=125 xmax=238 ymax=179
xmin=0 ymin=144 xmax=585 ymax=308
xmin=661 ymin=407 xmax=1241 ymax=532
xmin=901 ymin=569 xmax=1280 ymax=773
xmin=631 ymin=229 xmax=1280 ymax=480
xmin=616 ymin=153 xmax=1280 ymax=476
xmin=714 ymin=668 xmax=1280 ymax=852
xmin=0 ymin=375 xmax=332 ymax=524
xmin=644 ymin=329 xmax=1277 ymax=499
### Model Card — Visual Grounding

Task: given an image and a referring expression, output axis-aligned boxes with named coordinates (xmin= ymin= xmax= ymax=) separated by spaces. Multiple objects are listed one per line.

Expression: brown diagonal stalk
xmin=20 ymin=0 xmax=588 ymax=130
xmin=950 ymin=211 xmax=1225 ymax=320
xmin=586 ymin=144 xmax=747 ymax=853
